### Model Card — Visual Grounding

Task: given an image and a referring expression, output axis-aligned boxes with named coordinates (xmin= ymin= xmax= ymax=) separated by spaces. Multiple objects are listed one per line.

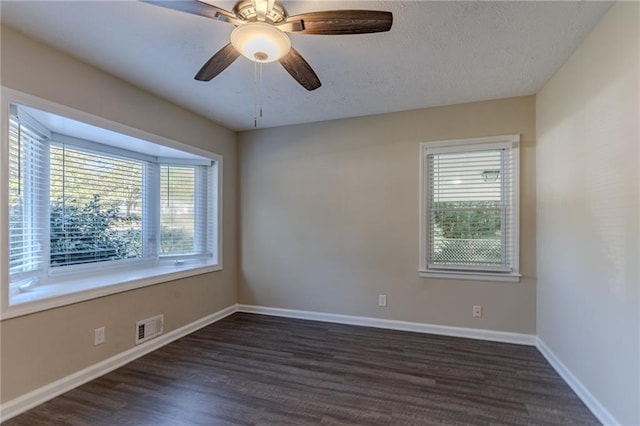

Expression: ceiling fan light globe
xmin=230 ymin=22 xmax=291 ymax=63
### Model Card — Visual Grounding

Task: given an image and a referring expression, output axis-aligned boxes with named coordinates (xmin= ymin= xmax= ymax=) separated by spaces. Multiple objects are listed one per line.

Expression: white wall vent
xmin=135 ymin=314 xmax=164 ymax=344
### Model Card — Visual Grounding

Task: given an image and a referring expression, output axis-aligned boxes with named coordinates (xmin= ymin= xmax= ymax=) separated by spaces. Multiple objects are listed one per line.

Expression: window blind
xmin=49 ymin=143 xmax=144 ymax=267
xmin=195 ymin=164 xmax=216 ymax=256
xmin=427 ymin=148 xmax=514 ymax=271
xmin=8 ymin=116 xmax=48 ymax=280
xmin=160 ymin=165 xmax=196 ymax=256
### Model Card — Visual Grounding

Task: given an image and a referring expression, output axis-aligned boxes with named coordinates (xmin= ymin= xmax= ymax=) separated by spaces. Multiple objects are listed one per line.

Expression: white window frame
xmin=0 ymin=88 xmax=223 ymax=319
xmin=418 ymin=134 xmax=520 ymax=283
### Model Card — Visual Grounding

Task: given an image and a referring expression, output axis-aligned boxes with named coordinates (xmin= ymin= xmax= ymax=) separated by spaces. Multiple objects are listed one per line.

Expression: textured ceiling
xmin=1 ymin=1 xmax=611 ymax=131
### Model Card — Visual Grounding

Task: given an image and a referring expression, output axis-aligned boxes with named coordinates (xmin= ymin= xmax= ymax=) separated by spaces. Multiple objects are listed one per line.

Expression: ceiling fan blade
xmin=286 ymin=10 xmax=393 ymax=35
xmin=195 ymin=43 xmax=241 ymax=81
xmin=276 ymin=20 xmax=305 ymax=33
xmin=195 ymin=0 xmax=241 ymax=23
xmin=140 ymin=0 xmax=242 ymax=25
xmin=279 ymin=48 xmax=321 ymax=91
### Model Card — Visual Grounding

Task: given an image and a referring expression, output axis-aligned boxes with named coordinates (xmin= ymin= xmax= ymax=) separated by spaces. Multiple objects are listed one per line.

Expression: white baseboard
xmin=536 ymin=338 xmax=619 ymax=426
xmin=1 ymin=304 xmax=614 ymax=426
xmin=240 ymin=305 xmax=620 ymax=423
xmin=236 ymin=304 xmax=537 ymax=346
xmin=0 ymin=304 xmax=238 ymax=423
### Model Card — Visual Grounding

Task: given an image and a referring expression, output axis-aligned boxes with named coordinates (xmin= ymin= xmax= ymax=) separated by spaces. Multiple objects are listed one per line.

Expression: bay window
xmin=3 ymin=99 xmax=222 ymax=317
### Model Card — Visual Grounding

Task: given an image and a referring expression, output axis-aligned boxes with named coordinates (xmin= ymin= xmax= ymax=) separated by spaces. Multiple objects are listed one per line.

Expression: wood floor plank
xmin=4 ymin=313 xmax=599 ymax=425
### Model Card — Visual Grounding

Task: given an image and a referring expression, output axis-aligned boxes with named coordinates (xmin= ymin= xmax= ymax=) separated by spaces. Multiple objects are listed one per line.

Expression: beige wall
xmin=0 ymin=26 xmax=237 ymax=402
xmin=5 ymin=4 xmax=636 ymax=421
xmin=238 ymin=96 xmax=537 ymax=334
xmin=536 ymin=3 xmax=639 ymax=425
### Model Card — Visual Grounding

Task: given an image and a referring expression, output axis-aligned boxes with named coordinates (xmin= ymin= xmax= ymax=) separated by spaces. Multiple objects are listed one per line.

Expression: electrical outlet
xmin=94 ymin=327 xmax=105 ymax=345
xmin=378 ymin=294 xmax=387 ymax=307
xmin=473 ymin=305 xmax=482 ymax=318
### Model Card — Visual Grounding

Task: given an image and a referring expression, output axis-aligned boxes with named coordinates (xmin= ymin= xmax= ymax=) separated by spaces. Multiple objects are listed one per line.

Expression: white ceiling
xmin=1 ymin=1 xmax=611 ymax=131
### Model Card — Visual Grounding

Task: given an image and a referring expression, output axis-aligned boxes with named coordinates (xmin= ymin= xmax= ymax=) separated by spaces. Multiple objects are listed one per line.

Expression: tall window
xmin=6 ymin=102 xmax=221 ymax=310
xmin=419 ymin=135 xmax=519 ymax=282
xmin=49 ymin=144 xmax=144 ymax=267
xmin=8 ymin=114 xmax=47 ymax=279
xmin=160 ymin=165 xmax=215 ymax=257
xmin=161 ymin=165 xmax=195 ymax=256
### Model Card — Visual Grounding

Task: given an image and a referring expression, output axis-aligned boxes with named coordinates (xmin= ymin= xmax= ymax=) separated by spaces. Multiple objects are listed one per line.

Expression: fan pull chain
xmin=253 ymin=60 xmax=264 ymax=128
xmin=259 ymin=61 xmax=264 ymax=119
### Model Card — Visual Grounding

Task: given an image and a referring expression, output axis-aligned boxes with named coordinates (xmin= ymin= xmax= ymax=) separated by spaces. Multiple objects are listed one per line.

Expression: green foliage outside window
xmin=47 ymin=195 xmax=196 ymax=266
xmin=49 ymin=195 xmax=141 ymax=267
xmin=432 ymin=201 xmax=503 ymax=265
xmin=159 ymin=227 xmax=194 ymax=256
xmin=8 ymin=200 xmax=26 ymax=272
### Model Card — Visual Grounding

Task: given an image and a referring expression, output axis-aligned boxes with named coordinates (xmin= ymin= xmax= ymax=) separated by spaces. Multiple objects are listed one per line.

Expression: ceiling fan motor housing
xmin=234 ymin=0 xmax=287 ymax=24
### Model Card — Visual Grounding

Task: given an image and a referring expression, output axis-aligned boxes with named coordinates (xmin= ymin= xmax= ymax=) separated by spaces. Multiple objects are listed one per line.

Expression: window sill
xmin=418 ymin=269 xmax=521 ymax=283
xmin=2 ymin=261 xmax=221 ymax=320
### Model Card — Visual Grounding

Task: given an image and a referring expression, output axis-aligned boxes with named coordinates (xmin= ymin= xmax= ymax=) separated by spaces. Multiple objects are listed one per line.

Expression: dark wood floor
xmin=5 ymin=313 xmax=598 ymax=425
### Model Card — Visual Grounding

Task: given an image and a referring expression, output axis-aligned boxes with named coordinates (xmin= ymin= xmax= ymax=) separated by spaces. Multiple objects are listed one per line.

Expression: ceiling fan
xmin=141 ymin=0 xmax=393 ymax=91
